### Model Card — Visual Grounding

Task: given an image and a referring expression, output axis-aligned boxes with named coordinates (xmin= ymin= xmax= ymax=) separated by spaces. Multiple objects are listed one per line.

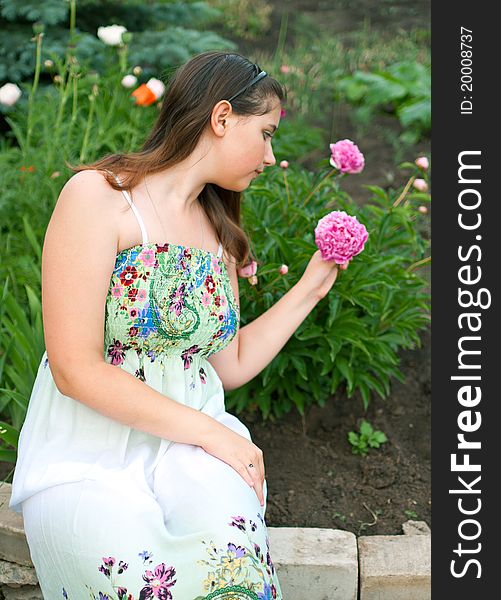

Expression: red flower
xmin=120 ymin=266 xmax=138 ymax=286
xmin=128 ymin=288 xmax=138 ymax=302
xmin=204 ymin=274 xmax=216 ymax=294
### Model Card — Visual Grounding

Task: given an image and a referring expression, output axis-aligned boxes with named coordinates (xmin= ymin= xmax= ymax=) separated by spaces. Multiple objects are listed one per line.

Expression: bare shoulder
xmin=57 ymin=169 xmax=117 ymax=211
xmin=48 ymin=169 xmax=120 ymax=250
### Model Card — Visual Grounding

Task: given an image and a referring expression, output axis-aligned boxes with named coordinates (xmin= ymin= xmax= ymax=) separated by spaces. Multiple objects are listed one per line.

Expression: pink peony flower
xmin=418 ymin=205 xmax=428 ymax=214
xmin=329 ymin=139 xmax=365 ymax=174
xmin=315 ymin=210 xmax=368 ymax=264
xmin=278 ymin=264 xmax=288 ymax=275
xmin=415 ymin=156 xmax=429 ymax=170
xmin=413 ymin=178 xmax=428 ymax=192
xmin=280 ymin=160 xmax=289 ymax=169
xmin=237 ymin=260 xmax=257 ymax=278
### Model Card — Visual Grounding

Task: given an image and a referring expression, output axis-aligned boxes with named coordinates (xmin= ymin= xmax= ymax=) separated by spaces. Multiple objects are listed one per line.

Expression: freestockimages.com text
xmin=449 ymin=150 xmax=491 ymax=579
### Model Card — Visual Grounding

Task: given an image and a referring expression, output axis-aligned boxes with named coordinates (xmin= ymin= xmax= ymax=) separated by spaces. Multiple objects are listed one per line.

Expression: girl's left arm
xmin=208 ymin=251 xmax=346 ymax=390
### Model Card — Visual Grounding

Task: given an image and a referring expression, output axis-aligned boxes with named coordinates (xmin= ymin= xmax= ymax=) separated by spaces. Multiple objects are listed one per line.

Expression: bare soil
xmin=239 ymin=327 xmax=431 ymax=536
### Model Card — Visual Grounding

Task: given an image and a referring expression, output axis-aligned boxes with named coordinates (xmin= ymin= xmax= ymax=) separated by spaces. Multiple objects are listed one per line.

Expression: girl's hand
xmin=201 ymin=425 xmax=266 ymax=506
xmin=300 ymin=250 xmax=348 ymax=301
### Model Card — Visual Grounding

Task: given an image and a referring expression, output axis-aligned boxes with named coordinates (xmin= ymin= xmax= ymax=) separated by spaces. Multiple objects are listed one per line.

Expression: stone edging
xmin=0 ymin=483 xmax=430 ymax=599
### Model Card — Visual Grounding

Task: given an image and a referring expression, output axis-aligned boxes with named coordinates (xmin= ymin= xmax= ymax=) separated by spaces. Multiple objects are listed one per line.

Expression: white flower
xmin=97 ymin=24 xmax=127 ymax=46
xmin=0 ymin=83 xmax=22 ymax=107
xmin=121 ymin=74 xmax=137 ymax=88
xmin=146 ymin=78 xmax=166 ymax=100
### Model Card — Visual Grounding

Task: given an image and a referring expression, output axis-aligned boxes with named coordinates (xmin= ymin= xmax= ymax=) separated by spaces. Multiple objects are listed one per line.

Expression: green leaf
xmin=0 ymin=420 xmax=20 ymax=448
xmin=360 ymin=420 xmax=373 ymax=437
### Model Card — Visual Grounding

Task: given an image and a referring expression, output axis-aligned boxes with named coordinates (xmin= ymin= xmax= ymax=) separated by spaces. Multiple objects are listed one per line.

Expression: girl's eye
xmin=263 ymin=131 xmax=273 ymax=141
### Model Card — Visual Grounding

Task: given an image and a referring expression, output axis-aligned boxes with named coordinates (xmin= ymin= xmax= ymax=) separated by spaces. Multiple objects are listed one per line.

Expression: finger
xmin=339 ymin=261 xmax=349 ymax=270
xmin=237 ymin=464 xmax=255 ymax=487
xmin=246 ymin=463 xmax=265 ymax=506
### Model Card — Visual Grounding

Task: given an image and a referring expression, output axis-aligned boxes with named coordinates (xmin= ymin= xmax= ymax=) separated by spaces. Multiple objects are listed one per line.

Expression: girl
xmin=10 ymin=51 xmax=347 ymax=599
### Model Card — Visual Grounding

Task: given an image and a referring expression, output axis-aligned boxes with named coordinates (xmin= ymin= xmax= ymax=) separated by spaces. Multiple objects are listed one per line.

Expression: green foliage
xmin=336 ymin=61 xmax=430 ymax=144
xmin=0 ymin=279 xmax=45 ymax=460
xmin=206 ymin=0 xmax=272 ymax=41
xmin=0 ymin=0 xmax=234 ymax=83
xmin=225 ymin=155 xmax=430 ymax=419
xmin=348 ymin=420 xmax=388 ymax=456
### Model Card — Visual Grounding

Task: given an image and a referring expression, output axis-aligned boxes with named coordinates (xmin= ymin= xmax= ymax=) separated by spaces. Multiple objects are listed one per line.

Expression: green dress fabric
xmin=10 ymin=173 xmax=283 ymax=600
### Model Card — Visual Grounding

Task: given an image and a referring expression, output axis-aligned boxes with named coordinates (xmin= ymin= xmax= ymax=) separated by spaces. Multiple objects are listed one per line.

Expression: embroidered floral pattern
xmin=196 ymin=513 xmax=280 ymax=600
xmin=104 ymin=243 xmax=239 ymax=371
xmin=59 ymin=517 xmax=281 ymax=600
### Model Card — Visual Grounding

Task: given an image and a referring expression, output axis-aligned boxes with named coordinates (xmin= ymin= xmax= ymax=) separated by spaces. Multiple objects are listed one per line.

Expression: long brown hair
xmin=70 ymin=51 xmax=286 ymax=267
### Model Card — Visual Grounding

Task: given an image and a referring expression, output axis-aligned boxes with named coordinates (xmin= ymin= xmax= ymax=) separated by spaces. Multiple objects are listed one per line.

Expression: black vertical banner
xmin=432 ymin=2 xmax=499 ymax=596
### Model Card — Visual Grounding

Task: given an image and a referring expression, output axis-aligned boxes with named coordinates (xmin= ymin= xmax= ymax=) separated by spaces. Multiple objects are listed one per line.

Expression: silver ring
xmin=248 ymin=463 xmax=254 ymax=468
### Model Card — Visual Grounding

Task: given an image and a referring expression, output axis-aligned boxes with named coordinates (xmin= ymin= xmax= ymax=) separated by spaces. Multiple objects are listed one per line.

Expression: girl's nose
xmin=264 ymin=143 xmax=276 ymax=167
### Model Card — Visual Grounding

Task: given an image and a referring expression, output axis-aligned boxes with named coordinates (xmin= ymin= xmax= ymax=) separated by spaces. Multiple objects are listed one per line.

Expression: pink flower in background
xmin=237 ymin=261 xmax=257 ymax=278
xmin=413 ymin=178 xmax=428 ymax=192
xmin=315 ymin=210 xmax=368 ymax=264
xmin=329 ymin=139 xmax=365 ymax=174
xmin=280 ymin=160 xmax=289 ymax=169
xmin=278 ymin=264 xmax=289 ymax=275
xmin=280 ymin=108 xmax=286 ymax=118
xmin=280 ymin=65 xmax=291 ymax=74
xmin=415 ymin=156 xmax=429 ymax=170
xmin=418 ymin=205 xmax=428 ymax=214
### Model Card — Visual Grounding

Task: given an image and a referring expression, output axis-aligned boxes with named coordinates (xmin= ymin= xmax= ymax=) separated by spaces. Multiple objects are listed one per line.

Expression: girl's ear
xmin=210 ymin=100 xmax=233 ymax=137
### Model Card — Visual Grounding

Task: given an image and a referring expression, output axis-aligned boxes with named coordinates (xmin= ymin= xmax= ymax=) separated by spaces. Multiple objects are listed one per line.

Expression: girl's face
xmin=211 ymin=101 xmax=281 ymax=191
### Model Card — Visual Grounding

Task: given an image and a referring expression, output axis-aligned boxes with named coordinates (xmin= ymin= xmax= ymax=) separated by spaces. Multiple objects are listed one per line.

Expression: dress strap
xmin=105 ymin=169 xmax=149 ymax=245
xmin=217 ymin=242 xmax=223 ymax=259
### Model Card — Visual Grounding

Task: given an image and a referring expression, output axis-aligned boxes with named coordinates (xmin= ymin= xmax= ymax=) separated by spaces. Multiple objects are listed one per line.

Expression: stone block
xmin=0 ymin=485 xmax=33 ymax=568
xmin=0 ymin=560 xmax=38 ymax=587
xmin=358 ymin=534 xmax=431 ymax=600
xmin=402 ymin=520 xmax=431 ymax=536
xmin=268 ymin=527 xmax=358 ymax=600
xmin=0 ymin=585 xmax=43 ymax=600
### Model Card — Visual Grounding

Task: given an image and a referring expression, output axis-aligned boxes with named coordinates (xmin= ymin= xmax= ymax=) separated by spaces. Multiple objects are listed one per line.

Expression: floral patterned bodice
xmin=104 ymin=242 xmax=240 ymax=371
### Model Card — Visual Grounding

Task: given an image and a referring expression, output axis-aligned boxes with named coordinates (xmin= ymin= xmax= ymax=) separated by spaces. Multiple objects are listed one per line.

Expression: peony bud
xmin=413 ymin=178 xmax=428 ymax=192
xmin=121 ymin=74 xmax=138 ymax=88
xmin=53 ymin=75 xmax=63 ymax=85
xmin=121 ymin=32 xmax=133 ymax=44
xmin=279 ymin=264 xmax=289 ymax=275
xmin=0 ymin=83 xmax=22 ymax=107
xmin=280 ymin=65 xmax=291 ymax=74
xmin=248 ymin=275 xmax=258 ymax=286
xmin=32 ymin=22 xmax=45 ymax=35
xmin=132 ymin=65 xmax=143 ymax=76
xmin=415 ymin=156 xmax=429 ymax=170
xmin=44 ymin=59 xmax=54 ymax=69
xmin=418 ymin=205 xmax=428 ymax=214
xmin=280 ymin=160 xmax=289 ymax=169
xmin=97 ymin=24 xmax=127 ymax=46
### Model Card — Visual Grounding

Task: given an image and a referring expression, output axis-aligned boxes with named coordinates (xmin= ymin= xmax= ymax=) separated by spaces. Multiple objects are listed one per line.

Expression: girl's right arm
xmin=42 ymin=170 xmax=266 ymax=505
